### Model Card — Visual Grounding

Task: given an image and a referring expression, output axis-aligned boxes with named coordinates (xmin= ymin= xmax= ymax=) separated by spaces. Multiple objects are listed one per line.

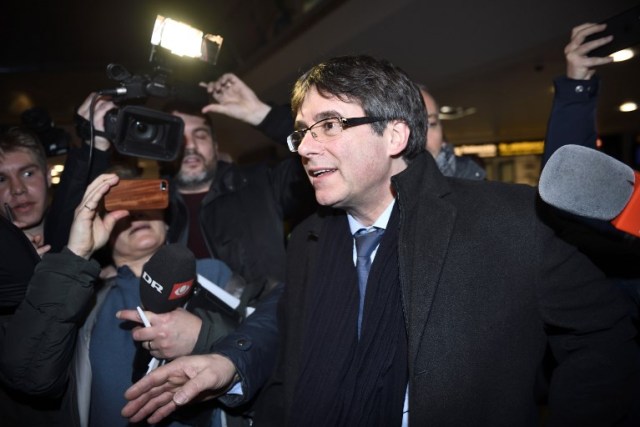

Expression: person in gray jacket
xmin=0 ymin=173 xmax=268 ymax=427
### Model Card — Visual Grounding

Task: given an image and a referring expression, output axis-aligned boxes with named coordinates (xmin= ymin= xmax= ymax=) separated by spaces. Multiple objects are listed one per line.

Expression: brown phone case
xmin=104 ymin=179 xmax=169 ymax=211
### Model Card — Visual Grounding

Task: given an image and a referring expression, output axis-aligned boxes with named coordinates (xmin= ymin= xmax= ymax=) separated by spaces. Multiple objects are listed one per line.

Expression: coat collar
xmin=392 ymin=152 xmax=457 ymax=366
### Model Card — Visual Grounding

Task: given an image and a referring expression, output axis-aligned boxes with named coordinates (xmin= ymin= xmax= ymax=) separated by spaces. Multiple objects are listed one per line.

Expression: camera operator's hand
xmin=67 ymin=173 xmax=129 ymax=259
xmin=200 ymin=73 xmax=271 ymax=126
xmin=565 ymin=23 xmax=614 ymax=80
xmin=116 ymin=307 xmax=203 ymax=360
xmin=77 ymin=93 xmax=117 ymax=151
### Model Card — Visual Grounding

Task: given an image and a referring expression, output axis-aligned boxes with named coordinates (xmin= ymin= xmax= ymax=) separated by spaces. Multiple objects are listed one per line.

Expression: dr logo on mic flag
xmin=169 ymin=280 xmax=195 ymax=300
xmin=139 ymin=243 xmax=197 ymax=313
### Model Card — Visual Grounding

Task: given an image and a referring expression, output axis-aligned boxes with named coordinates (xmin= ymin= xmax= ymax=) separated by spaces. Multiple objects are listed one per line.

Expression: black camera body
xmin=98 ymin=62 xmax=207 ymax=161
xmin=103 ymin=105 xmax=184 ymax=161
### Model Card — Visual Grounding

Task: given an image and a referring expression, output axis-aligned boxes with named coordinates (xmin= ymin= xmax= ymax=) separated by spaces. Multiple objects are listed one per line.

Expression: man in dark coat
xmin=122 ymin=54 xmax=640 ymax=427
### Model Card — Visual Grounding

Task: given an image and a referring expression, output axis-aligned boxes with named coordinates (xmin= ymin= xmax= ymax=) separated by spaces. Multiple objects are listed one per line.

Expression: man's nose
xmin=183 ymin=134 xmax=195 ymax=150
xmin=297 ymin=131 xmax=321 ymax=157
xmin=10 ymin=178 xmax=26 ymax=196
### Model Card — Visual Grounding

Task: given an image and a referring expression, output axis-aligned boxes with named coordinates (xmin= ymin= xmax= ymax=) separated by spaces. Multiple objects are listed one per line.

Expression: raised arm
xmin=542 ymin=23 xmax=614 ymax=166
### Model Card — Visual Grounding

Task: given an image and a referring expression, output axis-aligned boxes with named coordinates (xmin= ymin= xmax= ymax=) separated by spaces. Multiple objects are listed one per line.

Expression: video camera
xmin=88 ymin=15 xmax=223 ymax=162
xmin=99 ymin=63 xmax=191 ymax=162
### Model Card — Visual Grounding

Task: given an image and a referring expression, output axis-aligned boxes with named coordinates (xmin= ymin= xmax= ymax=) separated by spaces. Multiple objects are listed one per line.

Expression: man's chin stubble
xmin=176 ymin=169 xmax=216 ymax=191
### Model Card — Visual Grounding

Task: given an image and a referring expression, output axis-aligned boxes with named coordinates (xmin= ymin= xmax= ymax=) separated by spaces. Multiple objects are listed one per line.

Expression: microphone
xmin=139 ymin=243 xmax=197 ymax=313
xmin=539 ymin=144 xmax=640 ymax=237
xmin=135 ymin=244 xmax=196 ymax=376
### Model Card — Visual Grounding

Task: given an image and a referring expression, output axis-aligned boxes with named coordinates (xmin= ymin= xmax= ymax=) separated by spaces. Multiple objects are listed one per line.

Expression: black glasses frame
xmin=286 ymin=116 xmax=386 ymax=152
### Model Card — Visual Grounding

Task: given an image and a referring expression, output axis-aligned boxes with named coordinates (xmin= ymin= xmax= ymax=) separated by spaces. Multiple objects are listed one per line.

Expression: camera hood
xmin=109 ymin=106 xmax=184 ymax=161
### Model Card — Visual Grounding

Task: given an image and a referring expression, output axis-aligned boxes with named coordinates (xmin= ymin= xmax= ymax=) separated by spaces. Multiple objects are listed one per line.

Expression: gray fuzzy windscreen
xmin=539 ymin=144 xmax=635 ymax=220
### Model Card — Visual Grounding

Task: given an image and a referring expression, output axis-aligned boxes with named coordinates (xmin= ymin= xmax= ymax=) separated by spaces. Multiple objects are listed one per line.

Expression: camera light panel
xmin=151 ymin=15 xmax=223 ymax=65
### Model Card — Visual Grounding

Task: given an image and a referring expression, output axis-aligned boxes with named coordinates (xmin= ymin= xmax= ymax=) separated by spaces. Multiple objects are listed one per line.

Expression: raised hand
xmin=200 ymin=73 xmax=272 ymax=126
xmin=66 ymin=174 xmax=129 ymax=259
xmin=565 ymin=23 xmax=614 ymax=80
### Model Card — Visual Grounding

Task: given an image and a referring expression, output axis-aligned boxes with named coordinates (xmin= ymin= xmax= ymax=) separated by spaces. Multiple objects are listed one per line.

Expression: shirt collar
xmin=347 ymin=199 xmax=395 ymax=235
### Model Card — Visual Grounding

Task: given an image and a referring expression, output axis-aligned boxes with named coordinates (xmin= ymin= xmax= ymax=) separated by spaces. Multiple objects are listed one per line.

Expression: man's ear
xmin=387 ymin=120 xmax=410 ymax=157
xmin=46 ymin=165 xmax=52 ymax=188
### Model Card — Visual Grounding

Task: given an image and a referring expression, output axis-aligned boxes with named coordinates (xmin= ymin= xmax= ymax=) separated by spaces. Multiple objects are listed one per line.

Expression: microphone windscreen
xmin=539 ymin=145 xmax=635 ymax=220
xmin=139 ymin=243 xmax=196 ymax=313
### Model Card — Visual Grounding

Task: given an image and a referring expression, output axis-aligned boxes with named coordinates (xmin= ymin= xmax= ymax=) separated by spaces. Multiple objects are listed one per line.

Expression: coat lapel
xmin=393 ymin=153 xmax=457 ymax=368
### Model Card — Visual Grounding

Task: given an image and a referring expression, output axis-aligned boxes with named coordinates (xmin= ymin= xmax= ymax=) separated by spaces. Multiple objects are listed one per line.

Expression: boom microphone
xmin=139 ymin=243 xmax=196 ymax=313
xmin=539 ymin=144 xmax=640 ymax=237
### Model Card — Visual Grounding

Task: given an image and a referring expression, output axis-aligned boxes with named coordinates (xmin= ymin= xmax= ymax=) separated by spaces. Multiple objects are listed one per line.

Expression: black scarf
xmin=289 ymin=210 xmax=407 ymax=426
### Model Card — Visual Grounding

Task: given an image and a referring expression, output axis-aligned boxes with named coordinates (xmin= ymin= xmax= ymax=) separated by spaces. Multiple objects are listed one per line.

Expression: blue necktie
xmin=354 ymin=227 xmax=385 ymax=337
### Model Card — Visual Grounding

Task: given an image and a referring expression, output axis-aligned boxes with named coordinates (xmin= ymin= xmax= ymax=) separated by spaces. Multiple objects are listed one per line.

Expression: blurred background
xmin=1 ymin=0 xmax=639 ymax=184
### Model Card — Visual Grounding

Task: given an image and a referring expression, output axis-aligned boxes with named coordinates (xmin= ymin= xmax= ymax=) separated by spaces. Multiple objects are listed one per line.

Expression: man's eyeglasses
xmin=286 ymin=116 xmax=386 ymax=152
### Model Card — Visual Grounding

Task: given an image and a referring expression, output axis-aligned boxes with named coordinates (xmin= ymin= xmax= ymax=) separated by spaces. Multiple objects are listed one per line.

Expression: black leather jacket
xmin=166 ymin=158 xmax=314 ymax=286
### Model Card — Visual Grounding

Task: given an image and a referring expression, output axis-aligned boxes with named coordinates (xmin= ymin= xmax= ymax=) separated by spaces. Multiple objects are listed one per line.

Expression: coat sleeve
xmin=253 ymin=102 xmax=317 ymax=225
xmin=534 ymin=212 xmax=640 ymax=426
xmin=0 ymin=249 xmax=100 ymax=397
xmin=212 ymin=282 xmax=283 ymax=407
xmin=254 ymin=103 xmax=294 ymax=146
xmin=542 ymin=76 xmax=599 ymax=167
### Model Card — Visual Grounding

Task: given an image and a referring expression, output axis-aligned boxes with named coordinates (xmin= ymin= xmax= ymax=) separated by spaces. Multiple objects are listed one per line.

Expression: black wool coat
xmin=256 ymin=152 xmax=640 ymax=427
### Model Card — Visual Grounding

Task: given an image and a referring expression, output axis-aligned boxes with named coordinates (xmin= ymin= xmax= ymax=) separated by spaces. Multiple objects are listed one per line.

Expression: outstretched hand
xmin=565 ymin=23 xmax=614 ymax=80
xmin=66 ymin=174 xmax=129 ymax=259
xmin=200 ymin=73 xmax=272 ymax=126
xmin=122 ymin=353 xmax=237 ymax=424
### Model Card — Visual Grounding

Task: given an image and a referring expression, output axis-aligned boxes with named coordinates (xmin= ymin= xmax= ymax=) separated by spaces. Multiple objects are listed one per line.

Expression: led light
xmin=50 ymin=164 xmax=64 ymax=177
xmin=439 ymin=106 xmax=476 ymax=120
xmin=610 ymin=49 xmax=634 ymax=62
xmin=619 ymin=102 xmax=638 ymax=112
xmin=454 ymin=144 xmax=498 ymax=158
xmin=150 ymin=15 xmax=223 ymax=64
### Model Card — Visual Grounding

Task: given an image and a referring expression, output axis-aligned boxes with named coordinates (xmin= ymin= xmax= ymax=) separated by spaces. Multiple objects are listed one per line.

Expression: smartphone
xmin=585 ymin=5 xmax=640 ymax=57
xmin=104 ymin=179 xmax=169 ymax=211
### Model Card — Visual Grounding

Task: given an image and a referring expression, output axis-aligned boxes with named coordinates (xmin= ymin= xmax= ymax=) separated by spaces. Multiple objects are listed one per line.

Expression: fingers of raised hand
xmin=77 ymin=174 xmax=119 ymax=214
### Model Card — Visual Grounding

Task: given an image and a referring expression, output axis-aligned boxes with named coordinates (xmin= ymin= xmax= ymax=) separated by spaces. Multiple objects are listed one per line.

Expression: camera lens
xmin=128 ymin=119 xmax=160 ymax=144
xmin=113 ymin=105 xmax=183 ymax=160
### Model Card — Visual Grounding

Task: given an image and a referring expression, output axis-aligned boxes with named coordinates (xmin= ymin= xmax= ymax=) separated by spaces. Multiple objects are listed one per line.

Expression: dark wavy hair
xmin=291 ymin=55 xmax=426 ymax=160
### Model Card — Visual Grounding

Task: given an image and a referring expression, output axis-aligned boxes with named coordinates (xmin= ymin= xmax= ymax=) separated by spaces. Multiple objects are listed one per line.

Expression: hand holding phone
xmin=104 ymin=179 xmax=169 ymax=211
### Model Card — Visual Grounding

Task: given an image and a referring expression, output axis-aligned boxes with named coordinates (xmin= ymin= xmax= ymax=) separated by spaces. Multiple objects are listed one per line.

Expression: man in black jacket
xmin=123 ymin=54 xmax=640 ymax=427
xmin=163 ymin=101 xmax=315 ymax=286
